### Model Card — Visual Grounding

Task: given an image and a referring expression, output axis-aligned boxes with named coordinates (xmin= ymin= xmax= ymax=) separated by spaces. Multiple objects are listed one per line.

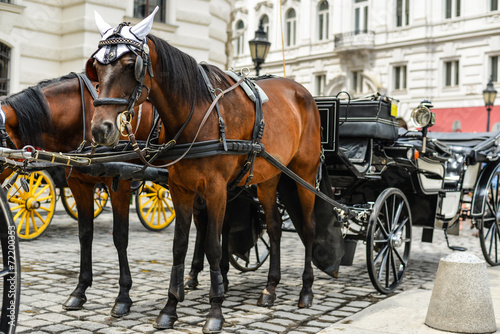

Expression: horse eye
xmin=95 ymin=84 xmax=99 ymax=92
xmin=125 ymin=63 xmax=134 ymax=71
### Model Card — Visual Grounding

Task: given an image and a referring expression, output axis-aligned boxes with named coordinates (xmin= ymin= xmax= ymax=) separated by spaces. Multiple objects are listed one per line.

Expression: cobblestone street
xmin=15 ymin=203 xmax=483 ymax=334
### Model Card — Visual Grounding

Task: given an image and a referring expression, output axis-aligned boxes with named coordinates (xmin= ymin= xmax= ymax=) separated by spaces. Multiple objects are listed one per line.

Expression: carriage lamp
xmin=411 ymin=100 xmax=436 ymax=154
xmin=248 ymin=20 xmax=271 ymax=76
xmin=483 ymin=79 xmax=497 ymax=132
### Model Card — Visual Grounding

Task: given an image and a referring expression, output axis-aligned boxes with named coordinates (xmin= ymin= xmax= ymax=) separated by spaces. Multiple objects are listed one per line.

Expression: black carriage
xmin=317 ymin=94 xmax=500 ymax=293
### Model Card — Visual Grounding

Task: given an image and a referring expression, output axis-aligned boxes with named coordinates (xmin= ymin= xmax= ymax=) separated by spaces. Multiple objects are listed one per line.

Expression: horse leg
xmin=220 ymin=218 xmax=230 ymax=292
xmin=62 ymin=180 xmax=94 ymax=310
xmin=108 ymin=180 xmax=133 ymax=317
xmin=185 ymin=196 xmax=207 ymax=290
xmin=154 ymin=187 xmax=195 ymax=330
xmin=295 ymin=184 xmax=317 ymax=308
xmin=201 ymin=185 xmax=227 ymax=333
xmin=256 ymin=177 xmax=282 ymax=307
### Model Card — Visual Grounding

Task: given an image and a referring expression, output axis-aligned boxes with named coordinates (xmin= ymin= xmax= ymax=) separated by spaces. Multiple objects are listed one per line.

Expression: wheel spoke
xmin=0 ymin=268 xmax=11 ymax=278
xmin=487 ymin=200 xmax=496 ymax=217
xmin=390 ymin=249 xmax=398 ymax=283
xmin=393 ymin=217 xmax=409 ymax=235
xmin=375 ymin=217 xmax=389 ymax=237
xmin=392 ymin=246 xmax=407 ymax=266
xmin=373 ymin=244 xmax=389 ymax=265
xmin=392 ymin=200 xmax=404 ymax=231
xmin=391 ymin=195 xmax=397 ymax=230
xmin=377 ymin=246 xmax=390 ymax=282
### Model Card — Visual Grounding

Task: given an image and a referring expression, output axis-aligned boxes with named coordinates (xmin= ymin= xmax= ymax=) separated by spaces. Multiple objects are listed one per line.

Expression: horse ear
xmin=94 ymin=10 xmax=112 ymax=36
xmin=130 ymin=6 xmax=159 ymax=40
xmin=85 ymin=58 xmax=98 ymax=82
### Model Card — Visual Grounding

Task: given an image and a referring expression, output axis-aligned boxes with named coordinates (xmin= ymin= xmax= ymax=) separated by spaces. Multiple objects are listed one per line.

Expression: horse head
xmin=88 ymin=7 xmax=158 ymax=146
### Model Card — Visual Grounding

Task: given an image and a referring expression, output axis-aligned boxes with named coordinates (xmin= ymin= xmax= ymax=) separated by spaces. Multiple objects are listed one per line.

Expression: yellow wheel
xmin=6 ymin=171 xmax=56 ymax=240
xmin=135 ymin=182 xmax=175 ymax=231
xmin=60 ymin=184 xmax=109 ymax=220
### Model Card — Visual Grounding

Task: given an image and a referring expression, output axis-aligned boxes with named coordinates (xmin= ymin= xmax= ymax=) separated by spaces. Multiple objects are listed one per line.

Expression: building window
xmin=352 ymin=70 xmax=364 ymax=94
xmin=134 ymin=0 xmax=166 ymax=23
xmin=318 ymin=0 xmax=330 ymax=41
xmin=0 ymin=43 xmax=10 ymax=97
xmin=235 ymin=20 xmax=245 ymax=55
xmin=491 ymin=0 xmax=498 ymax=11
xmin=315 ymin=74 xmax=326 ymax=95
xmin=396 ymin=0 xmax=410 ymax=27
xmin=286 ymin=8 xmax=297 ymax=46
xmin=0 ymin=0 xmax=12 ymax=3
xmin=354 ymin=0 xmax=368 ymax=34
xmin=394 ymin=65 xmax=407 ymax=90
xmin=445 ymin=0 xmax=461 ymax=19
xmin=444 ymin=60 xmax=459 ymax=87
xmin=260 ymin=15 xmax=269 ymax=35
xmin=491 ymin=56 xmax=498 ymax=82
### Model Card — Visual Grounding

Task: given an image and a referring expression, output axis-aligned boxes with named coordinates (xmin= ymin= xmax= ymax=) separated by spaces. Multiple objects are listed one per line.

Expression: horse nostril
xmin=91 ymin=120 xmax=115 ymax=143
xmin=102 ymin=121 xmax=114 ymax=135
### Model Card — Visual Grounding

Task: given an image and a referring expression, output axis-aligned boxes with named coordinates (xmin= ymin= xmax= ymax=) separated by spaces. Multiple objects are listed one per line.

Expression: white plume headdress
xmin=93 ymin=6 xmax=159 ymax=64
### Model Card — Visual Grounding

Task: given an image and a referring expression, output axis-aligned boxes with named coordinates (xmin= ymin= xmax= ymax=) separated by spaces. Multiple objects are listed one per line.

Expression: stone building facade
xmin=231 ymin=0 xmax=500 ymax=131
xmin=0 ymin=0 xmax=231 ymax=94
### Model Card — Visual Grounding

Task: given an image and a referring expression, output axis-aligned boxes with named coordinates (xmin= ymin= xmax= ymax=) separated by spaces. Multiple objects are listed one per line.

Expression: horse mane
xmin=37 ymin=73 xmax=79 ymax=89
xmin=1 ymin=75 xmax=79 ymax=148
xmin=147 ymin=34 xmax=231 ymax=105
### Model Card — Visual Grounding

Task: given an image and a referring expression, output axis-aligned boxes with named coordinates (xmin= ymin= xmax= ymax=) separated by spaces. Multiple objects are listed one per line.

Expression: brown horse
xmin=0 ymin=73 xmax=161 ymax=317
xmin=88 ymin=13 xmax=322 ymax=333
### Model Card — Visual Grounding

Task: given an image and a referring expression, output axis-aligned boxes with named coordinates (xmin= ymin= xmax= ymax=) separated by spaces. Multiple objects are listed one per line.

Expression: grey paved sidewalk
xmin=14 ymin=202 xmax=484 ymax=333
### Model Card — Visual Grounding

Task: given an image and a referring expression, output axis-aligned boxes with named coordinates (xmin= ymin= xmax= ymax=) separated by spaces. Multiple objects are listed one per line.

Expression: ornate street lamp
xmin=483 ymin=79 xmax=497 ymax=132
xmin=248 ymin=20 xmax=271 ymax=76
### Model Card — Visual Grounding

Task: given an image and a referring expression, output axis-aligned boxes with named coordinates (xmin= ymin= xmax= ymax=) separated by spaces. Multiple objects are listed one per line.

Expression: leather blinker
xmin=134 ymin=56 xmax=145 ymax=82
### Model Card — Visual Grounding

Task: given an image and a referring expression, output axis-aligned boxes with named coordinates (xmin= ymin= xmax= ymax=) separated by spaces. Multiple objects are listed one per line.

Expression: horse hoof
xmin=298 ymin=293 xmax=313 ymax=308
xmin=110 ymin=301 xmax=132 ymax=318
xmin=184 ymin=275 xmax=199 ymax=290
xmin=257 ymin=292 xmax=276 ymax=307
xmin=223 ymin=280 xmax=229 ymax=293
xmin=153 ymin=313 xmax=177 ymax=329
xmin=62 ymin=294 xmax=87 ymax=310
xmin=202 ymin=316 xmax=224 ymax=333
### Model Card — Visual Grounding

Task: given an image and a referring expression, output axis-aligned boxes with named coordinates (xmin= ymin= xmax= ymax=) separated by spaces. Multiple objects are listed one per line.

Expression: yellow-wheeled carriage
xmin=4 ymin=167 xmax=176 ymax=240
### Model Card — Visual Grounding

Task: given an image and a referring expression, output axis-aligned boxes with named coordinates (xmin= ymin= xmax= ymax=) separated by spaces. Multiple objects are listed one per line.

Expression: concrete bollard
xmin=425 ymin=252 xmax=496 ymax=333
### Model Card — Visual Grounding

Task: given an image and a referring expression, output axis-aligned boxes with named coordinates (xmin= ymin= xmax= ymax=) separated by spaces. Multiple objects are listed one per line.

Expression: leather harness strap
xmin=227 ymin=78 xmax=265 ymax=191
xmin=198 ymin=64 xmax=228 ymax=151
xmin=124 ymin=74 xmax=246 ymax=168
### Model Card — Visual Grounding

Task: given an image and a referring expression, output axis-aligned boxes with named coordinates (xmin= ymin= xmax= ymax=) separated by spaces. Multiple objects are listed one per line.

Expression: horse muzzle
xmin=91 ymin=119 xmax=120 ymax=146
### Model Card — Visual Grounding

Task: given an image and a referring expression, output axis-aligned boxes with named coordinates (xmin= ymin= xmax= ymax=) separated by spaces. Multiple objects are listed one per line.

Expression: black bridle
xmin=92 ymin=24 xmax=153 ymax=123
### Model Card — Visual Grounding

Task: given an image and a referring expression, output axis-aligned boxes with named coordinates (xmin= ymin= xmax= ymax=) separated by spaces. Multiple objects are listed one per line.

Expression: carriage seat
xmin=225 ymin=71 xmax=269 ymax=104
xmin=428 ymin=131 xmax=500 ymax=164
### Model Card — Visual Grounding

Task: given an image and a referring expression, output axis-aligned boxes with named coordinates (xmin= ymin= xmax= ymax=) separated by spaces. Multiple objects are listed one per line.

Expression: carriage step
xmin=443 ymin=228 xmax=467 ymax=251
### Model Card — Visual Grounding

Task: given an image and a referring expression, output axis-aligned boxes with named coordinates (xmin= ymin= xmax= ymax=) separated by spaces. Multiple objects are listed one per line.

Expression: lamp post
xmin=483 ymin=79 xmax=497 ymax=132
xmin=248 ymin=20 xmax=271 ymax=76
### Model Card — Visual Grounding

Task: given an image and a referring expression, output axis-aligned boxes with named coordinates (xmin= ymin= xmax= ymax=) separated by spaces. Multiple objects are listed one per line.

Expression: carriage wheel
xmin=229 ymin=231 xmax=270 ymax=272
xmin=135 ymin=182 xmax=175 ymax=231
xmin=366 ymin=188 xmax=412 ymax=294
xmin=7 ymin=171 xmax=56 ymax=240
xmin=0 ymin=189 xmax=20 ymax=332
xmin=478 ymin=168 xmax=500 ymax=265
xmin=60 ymin=185 xmax=109 ymax=221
